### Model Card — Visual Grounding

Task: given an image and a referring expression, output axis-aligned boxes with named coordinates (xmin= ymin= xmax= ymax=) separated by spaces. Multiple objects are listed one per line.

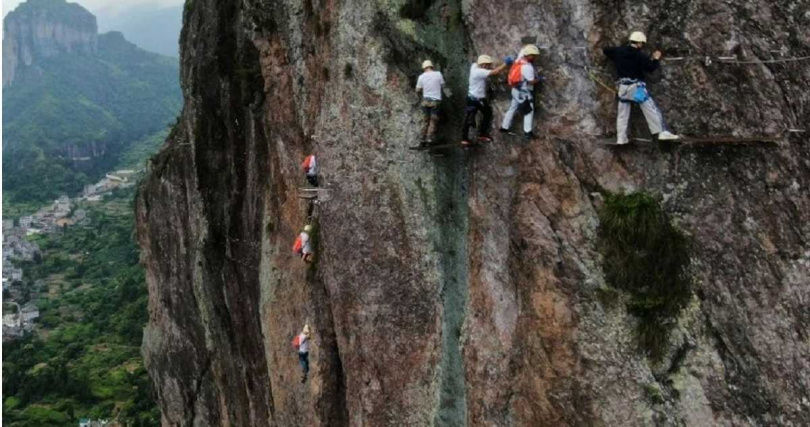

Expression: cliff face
xmin=3 ymin=0 xmax=97 ymax=86
xmin=136 ymin=0 xmax=810 ymax=425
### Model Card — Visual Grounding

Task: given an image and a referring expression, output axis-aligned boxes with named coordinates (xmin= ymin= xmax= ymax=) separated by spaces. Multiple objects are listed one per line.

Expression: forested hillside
xmin=2 ymin=0 xmax=180 ymax=207
xmin=3 ymin=189 xmax=159 ymax=425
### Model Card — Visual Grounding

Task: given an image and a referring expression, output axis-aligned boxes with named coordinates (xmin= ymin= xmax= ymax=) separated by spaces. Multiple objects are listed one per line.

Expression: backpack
xmin=292 ymin=236 xmax=303 ymax=254
xmin=291 ymin=335 xmax=300 ymax=349
xmin=507 ymin=58 xmax=528 ymax=87
xmin=301 ymin=155 xmax=314 ymax=171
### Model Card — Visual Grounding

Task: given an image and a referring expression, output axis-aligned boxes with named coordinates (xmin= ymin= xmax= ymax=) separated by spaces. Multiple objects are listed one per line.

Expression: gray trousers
xmin=616 ymin=84 xmax=665 ymax=142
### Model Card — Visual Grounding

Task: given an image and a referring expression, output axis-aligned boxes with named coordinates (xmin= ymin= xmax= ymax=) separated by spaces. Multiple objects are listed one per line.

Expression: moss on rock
xmin=597 ymin=192 xmax=692 ymax=360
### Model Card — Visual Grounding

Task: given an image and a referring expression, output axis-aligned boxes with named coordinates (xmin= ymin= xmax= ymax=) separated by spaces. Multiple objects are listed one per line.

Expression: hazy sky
xmin=3 ymin=0 xmax=183 ymax=19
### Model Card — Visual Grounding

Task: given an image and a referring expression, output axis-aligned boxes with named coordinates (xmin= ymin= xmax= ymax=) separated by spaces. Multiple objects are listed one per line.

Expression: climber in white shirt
xmin=462 ymin=54 xmax=511 ymax=146
xmin=501 ymin=44 xmax=542 ymax=140
xmin=415 ymin=60 xmax=445 ymax=145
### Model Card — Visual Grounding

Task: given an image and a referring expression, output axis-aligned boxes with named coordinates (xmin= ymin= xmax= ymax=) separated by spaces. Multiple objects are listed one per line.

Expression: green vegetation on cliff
xmin=2 ymin=189 xmax=159 ymax=426
xmin=597 ymin=192 xmax=692 ymax=359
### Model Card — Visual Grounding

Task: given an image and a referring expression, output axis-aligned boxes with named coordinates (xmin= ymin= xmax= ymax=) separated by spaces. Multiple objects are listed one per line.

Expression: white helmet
xmin=476 ymin=55 xmax=494 ymax=65
xmin=303 ymin=224 xmax=313 ymax=232
xmin=629 ymin=31 xmax=647 ymax=43
xmin=422 ymin=60 xmax=434 ymax=69
xmin=521 ymin=44 xmax=540 ymax=56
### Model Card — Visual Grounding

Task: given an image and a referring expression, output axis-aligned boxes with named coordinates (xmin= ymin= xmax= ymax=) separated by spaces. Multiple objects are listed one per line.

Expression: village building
xmin=56 ymin=217 xmax=75 ymax=228
xmin=19 ymin=216 xmax=34 ymax=229
xmin=21 ymin=303 xmax=39 ymax=324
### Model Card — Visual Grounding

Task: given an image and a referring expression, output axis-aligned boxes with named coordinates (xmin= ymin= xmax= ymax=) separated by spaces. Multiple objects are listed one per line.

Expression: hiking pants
xmin=298 ymin=352 xmax=309 ymax=374
xmin=421 ymin=99 xmax=440 ymax=142
xmin=501 ymin=88 xmax=533 ymax=133
xmin=462 ymin=96 xmax=493 ymax=141
xmin=616 ymin=84 xmax=666 ymax=143
xmin=306 ymin=174 xmax=318 ymax=187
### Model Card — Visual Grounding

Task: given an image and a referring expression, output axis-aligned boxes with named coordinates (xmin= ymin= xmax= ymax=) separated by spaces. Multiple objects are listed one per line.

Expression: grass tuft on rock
xmin=597 ymin=192 xmax=692 ymax=360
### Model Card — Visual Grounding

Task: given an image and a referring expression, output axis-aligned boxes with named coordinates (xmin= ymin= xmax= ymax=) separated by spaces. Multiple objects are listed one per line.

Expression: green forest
xmin=2 ymin=30 xmax=180 ymax=206
xmin=2 ymin=189 xmax=160 ymax=425
xmin=2 ymin=0 xmax=180 ymax=424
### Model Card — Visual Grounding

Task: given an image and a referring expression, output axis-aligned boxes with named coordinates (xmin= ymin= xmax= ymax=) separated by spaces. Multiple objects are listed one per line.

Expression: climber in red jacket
xmin=500 ymin=44 xmax=541 ymax=140
xmin=292 ymin=324 xmax=312 ymax=383
xmin=292 ymin=225 xmax=314 ymax=263
xmin=301 ymin=154 xmax=318 ymax=187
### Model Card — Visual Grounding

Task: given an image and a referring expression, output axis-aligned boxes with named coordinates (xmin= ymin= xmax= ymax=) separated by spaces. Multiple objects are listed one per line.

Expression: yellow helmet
xmin=476 ymin=55 xmax=494 ymax=65
xmin=422 ymin=60 xmax=434 ymax=69
xmin=629 ymin=31 xmax=647 ymax=43
xmin=303 ymin=224 xmax=313 ymax=232
xmin=521 ymin=44 xmax=540 ymax=56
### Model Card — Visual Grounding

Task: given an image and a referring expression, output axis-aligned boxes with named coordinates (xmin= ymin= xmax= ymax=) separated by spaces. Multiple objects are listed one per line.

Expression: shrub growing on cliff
xmin=597 ymin=192 xmax=691 ymax=360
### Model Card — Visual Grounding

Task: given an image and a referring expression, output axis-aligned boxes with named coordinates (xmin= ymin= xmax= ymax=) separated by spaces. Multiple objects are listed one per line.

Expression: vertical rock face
xmin=3 ymin=0 xmax=98 ymax=86
xmin=136 ymin=0 xmax=809 ymax=425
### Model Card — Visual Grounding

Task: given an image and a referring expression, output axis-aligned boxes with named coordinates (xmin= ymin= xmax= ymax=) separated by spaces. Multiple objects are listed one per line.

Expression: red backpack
xmin=301 ymin=155 xmax=314 ymax=171
xmin=291 ymin=335 xmax=300 ymax=349
xmin=507 ymin=58 xmax=528 ymax=87
xmin=292 ymin=236 xmax=303 ymax=254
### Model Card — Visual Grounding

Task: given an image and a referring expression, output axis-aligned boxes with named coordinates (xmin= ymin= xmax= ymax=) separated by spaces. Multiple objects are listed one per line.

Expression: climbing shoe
xmin=499 ymin=128 xmax=516 ymax=135
xmin=657 ymin=131 xmax=681 ymax=141
xmin=523 ymin=131 xmax=536 ymax=140
xmin=461 ymin=140 xmax=471 ymax=146
xmin=477 ymin=135 xmax=493 ymax=143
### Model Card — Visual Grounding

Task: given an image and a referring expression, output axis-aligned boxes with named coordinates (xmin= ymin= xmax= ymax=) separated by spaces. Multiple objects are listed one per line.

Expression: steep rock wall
xmin=3 ymin=0 xmax=97 ymax=86
xmin=136 ymin=0 xmax=810 ymax=425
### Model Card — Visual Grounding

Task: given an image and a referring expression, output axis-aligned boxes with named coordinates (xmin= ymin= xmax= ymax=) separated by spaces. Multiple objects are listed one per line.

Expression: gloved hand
xmin=503 ymin=56 xmax=515 ymax=66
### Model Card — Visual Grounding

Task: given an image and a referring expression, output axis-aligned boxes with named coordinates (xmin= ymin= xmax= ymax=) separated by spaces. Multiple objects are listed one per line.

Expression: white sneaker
xmin=658 ymin=131 xmax=681 ymax=141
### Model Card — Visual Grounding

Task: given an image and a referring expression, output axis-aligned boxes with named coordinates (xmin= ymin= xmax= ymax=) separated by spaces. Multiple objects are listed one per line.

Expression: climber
xmin=301 ymin=154 xmax=318 ymax=187
xmin=294 ymin=324 xmax=311 ymax=383
xmin=415 ymin=60 xmax=446 ymax=146
xmin=603 ymin=31 xmax=680 ymax=144
xmin=500 ymin=44 xmax=541 ymax=140
xmin=461 ymin=55 xmax=513 ymax=146
xmin=292 ymin=225 xmax=314 ymax=263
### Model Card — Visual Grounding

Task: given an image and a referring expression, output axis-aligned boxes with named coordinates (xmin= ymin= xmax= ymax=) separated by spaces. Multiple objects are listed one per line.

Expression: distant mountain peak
xmin=3 ymin=0 xmax=97 ymax=86
xmin=7 ymin=0 xmax=95 ymax=20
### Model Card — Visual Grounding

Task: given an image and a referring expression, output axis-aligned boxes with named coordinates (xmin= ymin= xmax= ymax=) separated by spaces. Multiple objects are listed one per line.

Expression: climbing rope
xmin=664 ymin=54 xmax=810 ymax=65
xmin=541 ymin=44 xmax=810 ymax=65
xmin=585 ymin=68 xmax=617 ymax=94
